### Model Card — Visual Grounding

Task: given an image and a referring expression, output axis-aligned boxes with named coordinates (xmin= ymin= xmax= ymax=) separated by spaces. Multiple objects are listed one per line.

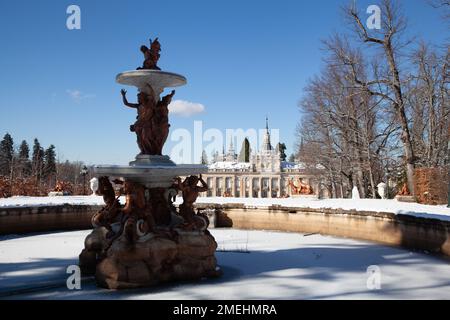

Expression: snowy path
xmin=1 ymin=229 xmax=450 ymax=300
xmin=1 ymin=196 xmax=449 ymax=222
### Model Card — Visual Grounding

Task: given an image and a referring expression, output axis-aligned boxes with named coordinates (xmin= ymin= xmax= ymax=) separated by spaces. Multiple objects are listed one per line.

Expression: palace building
xmin=201 ymin=119 xmax=325 ymax=198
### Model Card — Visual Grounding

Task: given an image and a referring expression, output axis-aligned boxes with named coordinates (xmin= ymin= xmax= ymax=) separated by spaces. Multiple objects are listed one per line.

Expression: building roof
xmin=281 ymin=161 xmax=306 ymax=170
xmin=208 ymin=161 xmax=253 ymax=171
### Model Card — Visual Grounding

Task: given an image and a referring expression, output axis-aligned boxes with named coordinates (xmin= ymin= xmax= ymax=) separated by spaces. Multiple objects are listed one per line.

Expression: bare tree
xmin=296 ymin=1 xmax=448 ymax=199
xmin=408 ymin=43 xmax=449 ymax=167
xmin=345 ymin=0 xmax=417 ymax=194
xmin=297 ymin=36 xmax=394 ymax=198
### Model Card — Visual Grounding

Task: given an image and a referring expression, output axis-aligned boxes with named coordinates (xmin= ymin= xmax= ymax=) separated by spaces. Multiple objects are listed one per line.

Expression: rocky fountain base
xmin=80 ymin=224 xmax=219 ymax=289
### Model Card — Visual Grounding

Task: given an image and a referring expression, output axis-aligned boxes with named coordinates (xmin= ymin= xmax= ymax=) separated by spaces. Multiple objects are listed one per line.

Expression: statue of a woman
xmin=121 ymin=88 xmax=157 ymax=154
xmin=152 ymin=90 xmax=175 ymax=155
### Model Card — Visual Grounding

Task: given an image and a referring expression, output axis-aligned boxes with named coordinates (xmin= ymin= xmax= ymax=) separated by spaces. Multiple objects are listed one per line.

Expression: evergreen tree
xmin=211 ymin=150 xmax=219 ymax=163
xmin=288 ymin=154 xmax=296 ymax=163
xmin=201 ymin=150 xmax=209 ymax=164
xmin=238 ymin=138 xmax=251 ymax=163
xmin=32 ymin=138 xmax=44 ymax=181
xmin=18 ymin=140 xmax=31 ymax=177
xmin=19 ymin=140 xmax=29 ymax=159
xmin=276 ymin=143 xmax=287 ymax=161
xmin=0 ymin=133 xmax=14 ymax=176
xmin=43 ymin=144 xmax=57 ymax=179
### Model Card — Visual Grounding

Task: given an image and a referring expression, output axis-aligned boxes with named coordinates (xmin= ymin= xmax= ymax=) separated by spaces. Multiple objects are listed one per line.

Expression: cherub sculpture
xmin=91 ymin=177 xmax=122 ymax=232
xmin=137 ymin=38 xmax=161 ymax=70
xmin=177 ymin=175 xmax=209 ymax=229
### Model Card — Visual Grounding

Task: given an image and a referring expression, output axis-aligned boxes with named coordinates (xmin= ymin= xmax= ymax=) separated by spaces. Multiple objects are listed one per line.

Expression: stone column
xmin=250 ymin=178 xmax=255 ymax=198
xmin=239 ymin=177 xmax=244 ymax=198
xmin=258 ymin=177 xmax=262 ymax=198
xmin=277 ymin=178 xmax=281 ymax=198
xmin=288 ymin=177 xmax=292 ymax=197
xmin=219 ymin=176 xmax=224 ymax=197
xmin=211 ymin=176 xmax=216 ymax=197
xmin=231 ymin=176 xmax=236 ymax=197
xmin=269 ymin=178 xmax=273 ymax=198
xmin=314 ymin=180 xmax=319 ymax=197
xmin=215 ymin=177 xmax=219 ymax=197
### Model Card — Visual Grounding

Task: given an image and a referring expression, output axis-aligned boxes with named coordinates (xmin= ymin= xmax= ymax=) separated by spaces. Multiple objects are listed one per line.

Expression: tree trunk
xmin=385 ymin=42 xmax=416 ymax=195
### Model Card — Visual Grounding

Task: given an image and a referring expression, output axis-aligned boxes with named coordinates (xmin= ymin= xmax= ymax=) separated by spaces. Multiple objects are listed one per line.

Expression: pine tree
xmin=238 ymin=138 xmax=251 ymax=163
xmin=19 ymin=140 xmax=29 ymax=159
xmin=276 ymin=143 xmax=287 ymax=161
xmin=43 ymin=145 xmax=57 ymax=180
xmin=211 ymin=150 xmax=219 ymax=163
xmin=18 ymin=140 xmax=31 ymax=177
xmin=288 ymin=154 xmax=296 ymax=163
xmin=32 ymin=138 xmax=44 ymax=182
xmin=0 ymin=133 xmax=14 ymax=176
xmin=201 ymin=150 xmax=208 ymax=164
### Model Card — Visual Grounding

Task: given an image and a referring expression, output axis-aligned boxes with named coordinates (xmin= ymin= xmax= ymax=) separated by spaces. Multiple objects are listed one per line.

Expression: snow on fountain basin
xmin=0 ymin=196 xmax=449 ymax=222
xmin=1 ymin=228 xmax=450 ymax=299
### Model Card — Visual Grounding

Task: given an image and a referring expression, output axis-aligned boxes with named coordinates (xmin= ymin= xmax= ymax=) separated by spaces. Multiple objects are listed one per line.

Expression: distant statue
xmin=90 ymin=177 xmax=99 ymax=195
xmin=54 ymin=181 xmax=64 ymax=193
xmin=121 ymin=88 xmax=175 ymax=155
xmin=299 ymin=180 xmax=313 ymax=195
xmin=52 ymin=181 xmax=73 ymax=195
xmin=377 ymin=182 xmax=387 ymax=199
xmin=352 ymin=186 xmax=360 ymax=200
xmin=177 ymin=175 xmax=209 ymax=229
xmin=397 ymin=182 xmax=410 ymax=196
xmin=137 ymin=38 xmax=161 ymax=70
xmin=288 ymin=178 xmax=313 ymax=195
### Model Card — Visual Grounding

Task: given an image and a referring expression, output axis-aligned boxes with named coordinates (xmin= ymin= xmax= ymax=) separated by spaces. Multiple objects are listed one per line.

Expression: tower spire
xmin=262 ymin=117 xmax=272 ymax=152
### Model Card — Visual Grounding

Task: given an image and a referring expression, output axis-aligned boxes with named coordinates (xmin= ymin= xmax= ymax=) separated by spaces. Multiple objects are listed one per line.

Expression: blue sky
xmin=0 ymin=0 xmax=447 ymax=165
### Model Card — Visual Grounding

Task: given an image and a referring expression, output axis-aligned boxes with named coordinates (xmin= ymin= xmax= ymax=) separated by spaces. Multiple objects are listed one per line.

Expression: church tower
xmin=225 ymin=138 xmax=236 ymax=162
xmin=261 ymin=117 xmax=273 ymax=153
xmin=250 ymin=117 xmax=281 ymax=173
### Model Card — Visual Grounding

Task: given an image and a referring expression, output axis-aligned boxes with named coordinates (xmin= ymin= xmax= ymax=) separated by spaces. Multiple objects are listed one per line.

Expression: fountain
xmin=78 ymin=37 xmax=221 ymax=289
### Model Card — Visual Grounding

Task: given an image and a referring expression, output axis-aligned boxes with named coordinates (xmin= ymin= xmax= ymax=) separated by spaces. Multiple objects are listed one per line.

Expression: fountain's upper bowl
xmin=116 ymin=70 xmax=187 ymax=90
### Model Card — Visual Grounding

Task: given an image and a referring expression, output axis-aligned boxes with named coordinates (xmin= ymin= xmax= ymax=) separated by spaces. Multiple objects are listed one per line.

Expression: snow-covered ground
xmin=1 ymin=195 xmax=450 ymax=222
xmin=196 ymin=197 xmax=450 ymax=221
xmin=1 ymin=229 xmax=450 ymax=300
xmin=0 ymin=195 xmax=109 ymax=208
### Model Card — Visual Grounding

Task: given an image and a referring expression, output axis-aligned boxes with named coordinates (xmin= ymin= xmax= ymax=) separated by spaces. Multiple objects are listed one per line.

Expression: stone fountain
xmin=79 ymin=37 xmax=221 ymax=289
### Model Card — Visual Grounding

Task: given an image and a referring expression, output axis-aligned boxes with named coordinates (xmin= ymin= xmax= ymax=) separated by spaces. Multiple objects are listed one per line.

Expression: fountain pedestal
xmin=79 ymin=66 xmax=221 ymax=289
